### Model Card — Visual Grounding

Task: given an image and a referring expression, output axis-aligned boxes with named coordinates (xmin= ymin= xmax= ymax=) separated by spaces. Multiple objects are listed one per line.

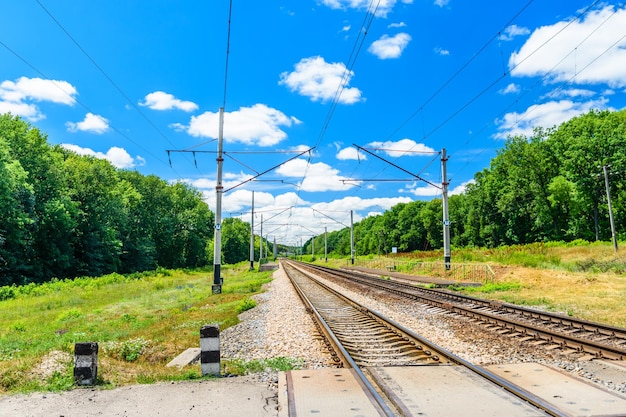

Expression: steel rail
xmin=297 ymin=261 xmax=626 ymax=360
xmin=282 ymin=260 xmax=569 ymax=417
xmin=283 ymin=262 xmax=396 ymax=416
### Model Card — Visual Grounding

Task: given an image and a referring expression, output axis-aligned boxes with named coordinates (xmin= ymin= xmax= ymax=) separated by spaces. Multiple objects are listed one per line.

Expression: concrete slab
xmin=165 ymin=347 xmax=200 ymax=368
xmin=281 ymin=368 xmax=383 ymax=417
xmin=368 ymin=366 xmax=544 ymax=417
xmin=485 ymin=363 xmax=626 ymax=416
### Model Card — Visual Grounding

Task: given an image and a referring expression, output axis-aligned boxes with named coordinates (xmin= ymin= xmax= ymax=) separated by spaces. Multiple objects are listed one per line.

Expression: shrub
xmin=104 ymin=338 xmax=151 ymax=362
xmin=0 ymin=286 xmax=16 ymax=301
xmin=236 ymin=298 xmax=257 ymax=314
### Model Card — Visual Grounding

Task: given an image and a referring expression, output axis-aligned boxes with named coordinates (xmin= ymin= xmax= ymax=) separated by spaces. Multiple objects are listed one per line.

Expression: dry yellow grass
xmin=453 ymin=243 xmax=626 ymax=327
xmin=330 ymin=242 xmax=626 ymax=328
xmin=488 ymin=264 xmax=626 ymax=327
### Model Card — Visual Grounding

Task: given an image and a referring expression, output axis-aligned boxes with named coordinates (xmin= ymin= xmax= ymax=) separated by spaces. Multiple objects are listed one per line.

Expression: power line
xmin=0 ymin=38 xmax=171 ymax=169
xmin=222 ymin=0 xmax=233 ymax=109
xmin=384 ymin=0 xmax=538 ymax=142
xmin=448 ymin=1 xmax=618 ymax=182
xmin=35 ymin=0 xmax=182 ymax=153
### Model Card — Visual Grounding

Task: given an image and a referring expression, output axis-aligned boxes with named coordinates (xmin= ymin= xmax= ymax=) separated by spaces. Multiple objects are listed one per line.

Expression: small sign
xmin=214 ymin=223 xmax=222 ymax=230
xmin=392 ymin=247 xmax=397 ymax=254
xmin=443 ymin=220 xmax=451 ymax=226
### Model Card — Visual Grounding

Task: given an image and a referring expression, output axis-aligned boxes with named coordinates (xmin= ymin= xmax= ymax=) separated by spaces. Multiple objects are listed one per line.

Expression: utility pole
xmin=311 ymin=235 xmax=315 ymax=261
xmin=273 ymin=236 xmax=277 ymax=260
xmin=603 ymin=165 xmax=618 ymax=252
xmin=212 ymin=107 xmax=225 ymax=294
xmin=259 ymin=214 xmax=263 ymax=262
xmin=441 ymin=149 xmax=451 ymax=270
xmin=350 ymin=210 xmax=355 ymax=265
xmin=324 ymin=226 xmax=328 ymax=262
xmin=249 ymin=191 xmax=255 ymax=270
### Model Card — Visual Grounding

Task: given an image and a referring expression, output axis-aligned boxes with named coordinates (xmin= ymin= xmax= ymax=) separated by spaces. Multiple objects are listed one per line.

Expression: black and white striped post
xmin=74 ymin=342 xmax=98 ymax=386
xmin=200 ymin=324 xmax=220 ymax=376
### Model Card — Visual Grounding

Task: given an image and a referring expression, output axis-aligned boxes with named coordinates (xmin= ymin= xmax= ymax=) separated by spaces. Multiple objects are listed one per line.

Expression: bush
xmin=235 ymin=297 xmax=257 ymax=314
xmin=104 ymin=338 xmax=151 ymax=362
xmin=0 ymin=286 xmax=16 ymax=301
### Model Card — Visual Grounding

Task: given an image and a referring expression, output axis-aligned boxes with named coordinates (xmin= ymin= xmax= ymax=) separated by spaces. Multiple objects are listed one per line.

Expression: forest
xmin=306 ymin=109 xmax=625 ymax=257
xmin=0 ymin=114 xmax=214 ymax=286
xmin=1 ymin=109 xmax=625 ymax=285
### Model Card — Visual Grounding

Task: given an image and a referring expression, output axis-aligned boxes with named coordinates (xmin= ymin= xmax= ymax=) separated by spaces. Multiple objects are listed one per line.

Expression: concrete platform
xmin=485 ymin=363 xmax=626 ymax=416
xmin=278 ymin=368 xmax=383 ymax=417
xmin=165 ymin=347 xmax=200 ymax=368
xmin=279 ymin=363 xmax=626 ymax=416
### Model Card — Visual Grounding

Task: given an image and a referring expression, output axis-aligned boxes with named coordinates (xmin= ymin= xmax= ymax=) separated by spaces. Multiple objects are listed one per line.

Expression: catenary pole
xmin=212 ymin=107 xmax=225 ymax=294
xmin=603 ymin=165 xmax=618 ymax=252
xmin=249 ymin=191 xmax=255 ymax=270
xmin=441 ymin=148 xmax=451 ymax=270
xmin=350 ymin=210 xmax=355 ymax=265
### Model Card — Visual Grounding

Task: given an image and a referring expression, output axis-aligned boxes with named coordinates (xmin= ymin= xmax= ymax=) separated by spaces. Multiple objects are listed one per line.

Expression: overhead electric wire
xmin=0 ymin=38 xmax=171 ymax=169
xmin=353 ymin=0 xmax=604 ymax=198
xmin=448 ymin=1 xmax=620 ymax=182
xmin=222 ymin=0 xmax=233 ymax=109
xmin=385 ymin=0 xmax=538 ymax=142
xmin=35 ymin=0 xmax=183 ymax=154
xmin=292 ymin=0 xmax=382 ymax=218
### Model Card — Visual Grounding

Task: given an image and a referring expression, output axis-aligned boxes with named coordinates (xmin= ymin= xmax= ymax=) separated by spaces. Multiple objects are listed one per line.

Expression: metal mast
xmin=212 ymin=107 xmax=225 ymax=294
xmin=441 ymin=148 xmax=451 ymax=270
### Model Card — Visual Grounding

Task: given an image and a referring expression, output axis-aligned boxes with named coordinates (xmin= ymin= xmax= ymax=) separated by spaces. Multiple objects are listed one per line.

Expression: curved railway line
xmin=290 ymin=260 xmax=626 ymax=361
xmin=281 ymin=260 xmax=571 ymax=416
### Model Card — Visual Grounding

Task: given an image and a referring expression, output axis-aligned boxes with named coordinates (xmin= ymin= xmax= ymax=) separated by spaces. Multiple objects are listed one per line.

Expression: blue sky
xmin=2 ymin=1 xmax=626 ymax=246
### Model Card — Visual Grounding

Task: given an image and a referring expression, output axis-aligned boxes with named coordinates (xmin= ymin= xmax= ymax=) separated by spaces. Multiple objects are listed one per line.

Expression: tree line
xmin=3 ymin=109 xmax=624 ymax=285
xmin=0 ymin=114 xmax=214 ymax=286
xmin=306 ymin=109 xmax=625 ymax=256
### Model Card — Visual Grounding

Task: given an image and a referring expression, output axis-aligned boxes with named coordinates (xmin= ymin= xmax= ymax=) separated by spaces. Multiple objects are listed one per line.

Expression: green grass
xmin=224 ymin=357 xmax=304 ymax=375
xmin=0 ymin=263 xmax=272 ymax=394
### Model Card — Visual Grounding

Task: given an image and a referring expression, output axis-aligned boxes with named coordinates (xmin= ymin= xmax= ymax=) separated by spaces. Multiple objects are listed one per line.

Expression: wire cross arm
xmin=352 ymin=144 xmax=442 ymax=189
xmin=223 ymin=147 xmax=314 ymax=193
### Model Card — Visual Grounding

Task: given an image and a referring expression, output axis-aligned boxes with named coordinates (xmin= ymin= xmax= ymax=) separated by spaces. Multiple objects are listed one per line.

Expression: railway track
xmin=292 ymin=260 xmax=626 ymax=361
xmin=281 ymin=260 xmax=569 ymax=416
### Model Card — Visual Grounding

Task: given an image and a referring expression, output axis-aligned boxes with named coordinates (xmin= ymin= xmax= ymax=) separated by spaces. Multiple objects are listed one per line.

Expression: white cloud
xmin=366 ymin=138 xmax=437 ymax=157
xmin=0 ymin=77 xmax=77 ymax=105
xmin=434 ymin=47 xmax=450 ymax=56
xmin=0 ymin=101 xmax=40 ymax=120
xmin=434 ymin=0 xmax=449 ymax=7
xmin=498 ymin=24 xmax=530 ymax=41
xmin=60 ymin=144 xmax=144 ymax=169
xmin=449 ymin=179 xmax=473 ymax=196
xmin=276 ymin=158 xmax=357 ymax=192
xmin=495 ymin=98 xmax=611 ymax=139
xmin=279 ymin=56 xmax=363 ymax=104
xmin=0 ymin=77 xmax=77 ymax=121
xmin=180 ymin=174 xmax=413 ymax=244
xmin=388 ymin=22 xmax=407 ymax=28
xmin=139 ymin=91 xmax=198 ymax=112
xmin=499 ymin=83 xmax=520 ymax=95
xmin=66 ymin=113 xmax=109 ymax=134
xmin=402 ymin=182 xmax=441 ymax=197
xmin=313 ymin=195 xmax=412 ymax=214
xmin=544 ymin=87 xmax=595 ymax=99
xmin=180 ymin=103 xmax=299 ymax=146
xmin=369 ymin=33 xmax=412 ymax=59
xmin=319 ymin=0 xmax=413 ymax=18
xmin=509 ymin=5 xmax=626 ymax=87
xmin=337 ymin=146 xmax=366 ymax=160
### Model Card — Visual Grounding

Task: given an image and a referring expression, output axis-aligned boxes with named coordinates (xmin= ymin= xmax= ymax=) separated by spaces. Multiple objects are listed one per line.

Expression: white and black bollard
xmin=200 ymin=324 xmax=220 ymax=376
xmin=74 ymin=342 xmax=98 ymax=386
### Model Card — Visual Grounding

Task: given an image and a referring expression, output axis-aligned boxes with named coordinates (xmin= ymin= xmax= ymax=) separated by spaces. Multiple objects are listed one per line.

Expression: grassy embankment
xmin=317 ymin=240 xmax=626 ymax=328
xmin=0 ymin=263 xmax=297 ymax=394
xmin=2 ymin=240 xmax=625 ymax=394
